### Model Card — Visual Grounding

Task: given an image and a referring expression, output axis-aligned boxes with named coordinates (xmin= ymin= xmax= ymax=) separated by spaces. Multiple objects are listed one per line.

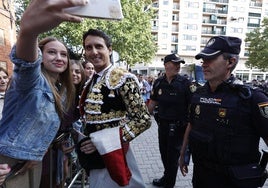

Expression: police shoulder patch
xmin=258 ymin=102 xmax=268 ymax=118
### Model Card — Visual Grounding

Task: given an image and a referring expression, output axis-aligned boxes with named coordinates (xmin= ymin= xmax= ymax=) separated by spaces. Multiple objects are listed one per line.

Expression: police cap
xmin=164 ymin=53 xmax=185 ymax=64
xmin=195 ymin=36 xmax=242 ymax=60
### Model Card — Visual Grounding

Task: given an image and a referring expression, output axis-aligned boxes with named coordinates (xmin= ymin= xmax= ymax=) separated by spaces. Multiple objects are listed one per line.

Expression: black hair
xmin=82 ymin=29 xmax=112 ymax=48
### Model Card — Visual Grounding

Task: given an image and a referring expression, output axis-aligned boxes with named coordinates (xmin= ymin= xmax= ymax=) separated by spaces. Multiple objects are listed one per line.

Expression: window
xmin=235 ymin=73 xmax=249 ymax=82
xmin=247 ymin=28 xmax=255 ymax=33
xmin=152 ymin=35 xmax=158 ymax=41
xmin=160 ymin=44 xmax=167 ymax=50
xmin=181 ymin=45 xmax=196 ymax=51
xmin=162 ymin=22 xmax=168 ymax=28
xmin=172 ymin=14 xmax=179 ymax=21
xmin=152 ymin=20 xmax=158 ymax=30
xmin=230 ymin=27 xmax=243 ymax=33
xmin=248 ymin=12 xmax=261 ymax=17
xmin=183 ymin=13 xmax=198 ymax=19
xmin=183 ymin=24 xmax=198 ymax=30
xmin=185 ymin=1 xmax=199 ymax=8
xmin=238 ymin=17 xmax=244 ymax=23
xmin=248 ymin=18 xmax=260 ymax=24
xmin=211 ymin=15 xmax=217 ymax=21
xmin=171 ymin=35 xmax=178 ymax=42
xmin=161 ymin=33 xmax=168 ymax=39
xmin=232 ymin=6 xmax=245 ymax=12
xmin=162 ymin=10 xmax=168 ymax=17
xmin=252 ymin=74 xmax=264 ymax=81
xmin=183 ymin=34 xmax=197 ymax=41
xmin=163 ymin=0 xmax=169 ymax=5
xmin=152 ymin=20 xmax=158 ymax=27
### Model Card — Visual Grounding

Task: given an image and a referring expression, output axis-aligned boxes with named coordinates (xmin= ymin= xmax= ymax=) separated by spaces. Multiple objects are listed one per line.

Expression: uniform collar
xmin=204 ymin=75 xmax=236 ymax=92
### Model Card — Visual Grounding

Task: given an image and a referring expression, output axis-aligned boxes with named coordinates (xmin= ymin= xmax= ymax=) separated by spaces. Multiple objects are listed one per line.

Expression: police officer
xmin=148 ymin=53 xmax=193 ymax=188
xmin=179 ymin=36 xmax=268 ymax=188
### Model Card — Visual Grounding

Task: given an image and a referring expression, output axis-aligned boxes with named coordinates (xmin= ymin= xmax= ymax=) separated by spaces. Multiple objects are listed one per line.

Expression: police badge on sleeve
xmin=258 ymin=102 xmax=268 ymax=118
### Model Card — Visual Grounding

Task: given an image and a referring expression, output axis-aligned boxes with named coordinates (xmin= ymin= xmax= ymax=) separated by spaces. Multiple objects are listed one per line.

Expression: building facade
xmin=0 ymin=0 xmax=16 ymax=76
xmin=132 ymin=0 xmax=268 ymax=82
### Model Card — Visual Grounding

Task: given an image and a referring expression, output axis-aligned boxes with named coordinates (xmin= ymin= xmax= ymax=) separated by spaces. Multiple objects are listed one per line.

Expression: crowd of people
xmin=0 ymin=1 xmax=267 ymax=188
xmin=248 ymin=79 xmax=268 ymax=94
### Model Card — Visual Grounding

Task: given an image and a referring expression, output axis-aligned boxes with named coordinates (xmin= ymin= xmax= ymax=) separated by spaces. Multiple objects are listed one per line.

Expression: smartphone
xmin=64 ymin=0 xmax=124 ymax=20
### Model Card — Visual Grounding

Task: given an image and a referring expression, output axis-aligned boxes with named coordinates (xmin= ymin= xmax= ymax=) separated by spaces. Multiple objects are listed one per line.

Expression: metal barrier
xmin=67 ymin=168 xmax=87 ymax=188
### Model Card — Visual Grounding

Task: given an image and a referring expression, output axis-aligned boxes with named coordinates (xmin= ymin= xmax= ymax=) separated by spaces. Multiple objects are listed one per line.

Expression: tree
xmin=245 ymin=18 xmax=268 ymax=71
xmin=14 ymin=0 xmax=157 ymax=66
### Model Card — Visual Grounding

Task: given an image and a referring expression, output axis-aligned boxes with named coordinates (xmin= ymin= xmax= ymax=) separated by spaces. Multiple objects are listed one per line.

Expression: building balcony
xmin=209 ymin=0 xmax=229 ymax=3
xmin=247 ymin=23 xmax=260 ymax=27
xmin=201 ymin=30 xmax=226 ymax=35
xmin=171 ymin=49 xmax=178 ymax=54
xmin=173 ymin=4 xmax=180 ymax=10
xmin=203 ymin=8 xmax=228 ymax=14
xmin=203 ymin=19 xmax=227 ymax=25
xmin=203 ymin=20 xmax=217 ymax=24
xmin=249 ymin=1 xmax=262 ymax=7
xmin=172 ymin=17 xmax=180 ymax=22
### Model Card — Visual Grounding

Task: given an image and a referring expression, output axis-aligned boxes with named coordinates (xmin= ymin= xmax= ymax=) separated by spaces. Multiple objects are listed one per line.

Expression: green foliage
xmin=245 ymin=18 xmax=268 ymax=71
xmin=14 ymin=0 xmax=29 ymax=32
xmin=14 ymin=0 xmax=157 ymax=66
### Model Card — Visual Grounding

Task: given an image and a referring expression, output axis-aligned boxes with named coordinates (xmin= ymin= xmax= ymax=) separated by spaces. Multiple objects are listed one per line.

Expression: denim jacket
xmin=0 ymin=46 xmax=60 ymax=161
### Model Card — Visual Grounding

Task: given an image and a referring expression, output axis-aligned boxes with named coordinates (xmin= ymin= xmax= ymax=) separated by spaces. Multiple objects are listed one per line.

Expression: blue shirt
xmin=0 ymin=46 xmax=60 ymax=161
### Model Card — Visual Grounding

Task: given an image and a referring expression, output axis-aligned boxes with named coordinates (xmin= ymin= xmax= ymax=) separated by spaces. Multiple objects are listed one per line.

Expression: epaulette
xmin=224 ymin=78 xmax=252 ymax=99
xmin=153 ymin=77 xmax=164 ymax=88
xmin=252 ymin=86 xmax=268 ymax=97
xmin=105 ymin=67 xmax=139 ymax=90
xmin=230 ymin=84 xmax=252 ymax=99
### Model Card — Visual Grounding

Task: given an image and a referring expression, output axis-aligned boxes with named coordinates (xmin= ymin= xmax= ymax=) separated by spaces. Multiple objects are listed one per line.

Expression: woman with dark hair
xmin=82 ymin=60 xmax=95 ymax=82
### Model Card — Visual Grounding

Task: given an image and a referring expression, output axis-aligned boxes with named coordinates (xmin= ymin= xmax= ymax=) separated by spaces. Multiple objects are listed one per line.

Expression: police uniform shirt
xmin=189 ymin=76 xmax=268 ymax=164
xmin=151 ymin=74 xmax=192 ymax=121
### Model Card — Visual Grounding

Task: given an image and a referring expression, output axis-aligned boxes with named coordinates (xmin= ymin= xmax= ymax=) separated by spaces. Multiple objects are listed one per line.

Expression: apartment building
xmin=0 ymin=0 xmax=16 ymax=76
xmin=132 ymin=0 xmax=268 ymax=82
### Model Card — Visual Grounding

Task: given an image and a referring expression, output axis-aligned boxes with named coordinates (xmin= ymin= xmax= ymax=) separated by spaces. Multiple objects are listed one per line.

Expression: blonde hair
xmin=39 ymin=36 xmax=75 ymax=119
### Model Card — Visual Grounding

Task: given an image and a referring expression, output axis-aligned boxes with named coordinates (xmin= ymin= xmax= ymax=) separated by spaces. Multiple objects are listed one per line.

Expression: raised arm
xmin=16 ymin=0 xmax=87 ymax=62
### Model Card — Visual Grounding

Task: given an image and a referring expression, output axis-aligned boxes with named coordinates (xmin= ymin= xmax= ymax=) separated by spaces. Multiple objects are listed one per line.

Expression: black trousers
xmin=192 ymin=163 xmax=259 ymax=188
xmin=158 ymin=119 xmax=186 ymax=188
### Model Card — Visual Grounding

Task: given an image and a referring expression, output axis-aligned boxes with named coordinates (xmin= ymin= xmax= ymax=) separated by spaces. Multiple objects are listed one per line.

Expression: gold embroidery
xmin=82 ymin=66 xmax=151 ymax=142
